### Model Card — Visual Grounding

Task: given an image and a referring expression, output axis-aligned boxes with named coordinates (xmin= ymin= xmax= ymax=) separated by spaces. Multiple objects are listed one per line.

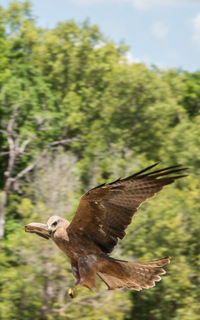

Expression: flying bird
xmin=25 ymin=163 xmax=187 ymax=295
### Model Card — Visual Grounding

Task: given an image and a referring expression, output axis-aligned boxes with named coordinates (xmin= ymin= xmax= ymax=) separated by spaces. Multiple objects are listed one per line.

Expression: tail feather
xmin=97 ymin=256 xmax=170 ymax=291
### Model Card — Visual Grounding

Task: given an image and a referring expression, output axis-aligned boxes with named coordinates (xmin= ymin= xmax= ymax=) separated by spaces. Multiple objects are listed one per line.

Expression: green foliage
xmin=124 ymin=177 xmax=200 ymax=320
xmin=0 ymin=1 xmax=199 ymax=319
xmin=181 ymin=71 xmax=200 ymax=117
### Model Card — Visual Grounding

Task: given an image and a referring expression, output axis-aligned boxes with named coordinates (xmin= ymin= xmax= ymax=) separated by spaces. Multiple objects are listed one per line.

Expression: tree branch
xmin=50 ymin=137 xmax=79 ymax=147
xmin=51 ymin=290 xmax=108 ymax=314
xmin=0 ymin=152 xmax=9 ymax=156
xmin=18 ymin=135 xmax=36 ymax=154
xmin=7 ymin=104 xmax=19 ymax=136
xmin=11 ymin=137 xmax=79 ymax=184
xmin=12 ymin=160 xmax=38 ymax=182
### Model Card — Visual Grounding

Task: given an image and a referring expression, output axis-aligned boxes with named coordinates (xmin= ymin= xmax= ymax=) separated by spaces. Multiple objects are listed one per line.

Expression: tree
xmin=0 ymin=1 xmax=200 ymax=319
xmin=181 ymin=71 xmax=200 ymax=117
xmin=0 ymin=151 xmax=130 ymax=320
xmin=0 ymin=2 xmax=78 ymax=239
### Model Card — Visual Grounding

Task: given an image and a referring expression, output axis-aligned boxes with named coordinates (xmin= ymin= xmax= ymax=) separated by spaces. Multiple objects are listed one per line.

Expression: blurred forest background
xmin=0 ymin=1 xmax=200 ymax=319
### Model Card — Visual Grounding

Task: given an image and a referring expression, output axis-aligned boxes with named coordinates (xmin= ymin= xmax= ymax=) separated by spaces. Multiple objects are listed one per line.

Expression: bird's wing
xmin=67 ymin=164 xmax=187 ymax=253
xmin=25 ymin=222 xmax=51 ymax=240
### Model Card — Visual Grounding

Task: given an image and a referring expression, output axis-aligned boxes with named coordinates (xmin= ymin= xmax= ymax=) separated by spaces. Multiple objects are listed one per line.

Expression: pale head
xmin=47 ymin=215 xmax=69 ymax=235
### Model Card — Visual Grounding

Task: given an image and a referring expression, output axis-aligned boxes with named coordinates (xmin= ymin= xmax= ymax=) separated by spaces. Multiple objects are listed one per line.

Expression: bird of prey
xmin=25 ymin=163 xmax=187 ymax=295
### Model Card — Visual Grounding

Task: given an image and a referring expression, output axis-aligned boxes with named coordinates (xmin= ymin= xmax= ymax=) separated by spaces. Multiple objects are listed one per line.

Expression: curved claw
xmin=68 ymin=287 xmax=77 ymax=298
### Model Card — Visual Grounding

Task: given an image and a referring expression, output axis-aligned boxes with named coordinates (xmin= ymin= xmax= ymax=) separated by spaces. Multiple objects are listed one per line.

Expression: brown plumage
xmin=25 ymin=163 xmax=187 ymax=292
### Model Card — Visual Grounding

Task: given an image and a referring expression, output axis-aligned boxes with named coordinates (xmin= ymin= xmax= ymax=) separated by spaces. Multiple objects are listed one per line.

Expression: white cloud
xmin=118 ymin=52 xmax=143 ymax=64
xmin=73 ymin=0 xmax=106 ymax=4
xmin=129 ymin=0 xmax=194 ymax=10
xmin=125 ymin=52 xmax=141 ymax=64
xmin=151 ymin=21 xmax=168 ymax=39
xmin=94 ymin=40 xmax=106 ymax=49
xmin=192 ymin=12 xmax=200 ymax=46
xmin=72 ymin=0 xmax=197 ymax=10
xmin=130 ymin=0 xmax=156 ymax=10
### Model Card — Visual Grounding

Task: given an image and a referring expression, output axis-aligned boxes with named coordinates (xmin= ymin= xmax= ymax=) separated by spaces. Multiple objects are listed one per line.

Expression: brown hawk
xmin=25 ymin=163 xmax=187 ymax=293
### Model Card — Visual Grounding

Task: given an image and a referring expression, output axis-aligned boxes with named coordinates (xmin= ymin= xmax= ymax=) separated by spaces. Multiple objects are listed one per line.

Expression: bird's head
xmin=47 ymin=215 xmax=66 ymax=235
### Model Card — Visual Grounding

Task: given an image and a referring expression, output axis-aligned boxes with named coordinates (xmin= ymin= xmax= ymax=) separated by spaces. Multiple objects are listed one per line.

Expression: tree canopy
xmin=0 ymin=1 xmax=199 ymax=320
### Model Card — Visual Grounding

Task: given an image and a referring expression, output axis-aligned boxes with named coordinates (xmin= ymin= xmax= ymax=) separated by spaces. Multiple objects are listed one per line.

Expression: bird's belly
xmin=53 ymin=235 xmax=102 ymax=260
xmin=52 ymin=238 xmax=74 ymax=259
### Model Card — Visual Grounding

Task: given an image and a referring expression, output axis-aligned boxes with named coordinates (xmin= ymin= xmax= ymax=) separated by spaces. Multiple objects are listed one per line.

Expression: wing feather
xmin=68 ymin=164 xmax=187 ymax=253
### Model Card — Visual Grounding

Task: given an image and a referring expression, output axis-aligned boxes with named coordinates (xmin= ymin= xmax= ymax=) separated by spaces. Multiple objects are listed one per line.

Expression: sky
xmin=1 ymin=0 xmax=200 ymax=71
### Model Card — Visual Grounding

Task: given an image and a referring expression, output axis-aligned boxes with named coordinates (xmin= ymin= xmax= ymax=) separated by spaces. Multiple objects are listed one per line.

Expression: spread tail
xmin=97 ymin=256 xmax=170 ymax=291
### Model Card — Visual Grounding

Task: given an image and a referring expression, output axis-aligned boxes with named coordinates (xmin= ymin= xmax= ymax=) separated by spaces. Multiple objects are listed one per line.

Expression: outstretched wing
xmin=68 ymin=164 xmax=187 ymax=254
xmin=25 ymin=222 xmax=51 ymax=240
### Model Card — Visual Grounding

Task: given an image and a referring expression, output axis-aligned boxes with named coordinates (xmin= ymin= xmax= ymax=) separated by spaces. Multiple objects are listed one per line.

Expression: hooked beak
xmin=48 ymin=227 xmax=53 ymax=235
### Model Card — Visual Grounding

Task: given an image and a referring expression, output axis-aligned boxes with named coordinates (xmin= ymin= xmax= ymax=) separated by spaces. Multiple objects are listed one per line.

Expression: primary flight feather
xmin=25 ymin=163 xmax=187 ymax=292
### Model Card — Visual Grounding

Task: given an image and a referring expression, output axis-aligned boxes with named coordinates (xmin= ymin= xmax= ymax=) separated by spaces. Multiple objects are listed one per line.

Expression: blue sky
xmin=1 ymin=0 xmax=200 ymax=71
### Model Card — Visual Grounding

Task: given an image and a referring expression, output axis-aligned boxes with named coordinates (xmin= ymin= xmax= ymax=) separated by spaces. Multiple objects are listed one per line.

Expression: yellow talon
xmin=68 ymin=287 xmax=77 ymax=298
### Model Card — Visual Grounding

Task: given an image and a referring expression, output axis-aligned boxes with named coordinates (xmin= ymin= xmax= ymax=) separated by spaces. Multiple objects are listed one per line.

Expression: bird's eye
xmin=52 ymin=221 xmax=57 ymax=227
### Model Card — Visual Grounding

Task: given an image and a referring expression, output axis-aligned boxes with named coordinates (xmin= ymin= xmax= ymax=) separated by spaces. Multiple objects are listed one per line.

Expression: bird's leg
xmin=68 ymin=259 xmax=80 ymax=298
xmin=70 ymin=259 xmax=80 ymax=285
xmin=78 ymin=254 xmax=98 ymax=290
